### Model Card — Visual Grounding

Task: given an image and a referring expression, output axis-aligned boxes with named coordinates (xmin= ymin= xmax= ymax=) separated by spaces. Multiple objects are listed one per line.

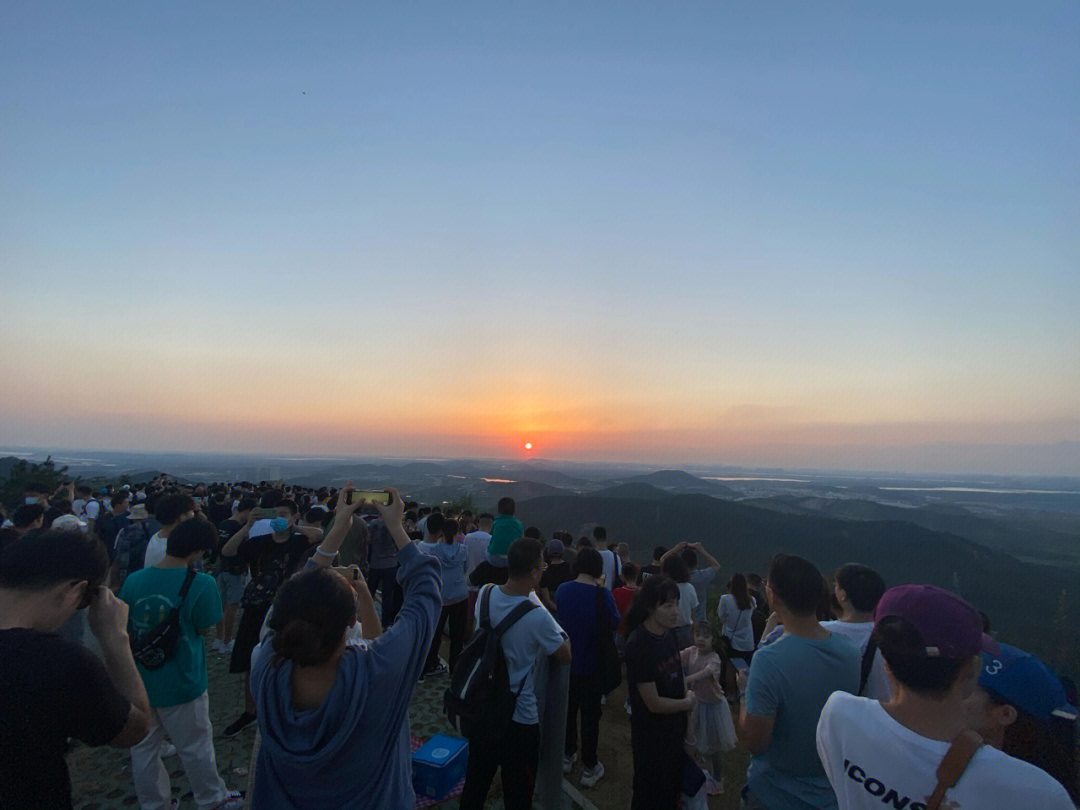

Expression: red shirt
xmin=612 ymin=585 xmax=638 ymax=633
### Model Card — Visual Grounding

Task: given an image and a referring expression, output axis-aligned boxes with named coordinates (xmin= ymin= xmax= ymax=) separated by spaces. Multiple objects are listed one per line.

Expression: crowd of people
xmin=0 ymin=475 xmax=1077 ymax=810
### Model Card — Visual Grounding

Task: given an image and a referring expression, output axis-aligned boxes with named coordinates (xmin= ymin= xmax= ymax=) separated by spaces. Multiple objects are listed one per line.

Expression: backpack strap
xmin=176 ymin=566 xmax=197 ymax=604
xmin=925 ymin=729 xmax=983 ymax=810
xmin=493 ymin=596 xmax=537 ymax=637
xmin=858 ymin=636 xmax=878 ymax=696
xmin=478 ymin=584 xmax=494 ymax=630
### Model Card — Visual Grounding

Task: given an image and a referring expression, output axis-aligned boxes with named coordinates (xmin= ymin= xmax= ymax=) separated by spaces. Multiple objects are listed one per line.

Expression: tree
xmin=0 ymin=456 xmax=70 ymax=511
xmin=446 ymin=491 xmax=480 ymax=515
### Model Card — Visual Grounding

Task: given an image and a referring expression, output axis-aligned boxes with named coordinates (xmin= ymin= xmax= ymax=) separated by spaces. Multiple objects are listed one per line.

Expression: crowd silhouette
xmin=0 ymin=475 xmax=1076 ymax=809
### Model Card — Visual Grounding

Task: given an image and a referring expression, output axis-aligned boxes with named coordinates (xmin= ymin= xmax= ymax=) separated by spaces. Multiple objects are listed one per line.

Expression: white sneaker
xmin=160 ymin=742 xmax=178 ymax=758
xmin=580 ymin=762 xmax=605 ymax=788
xmin=562 ymin=751 xmax=577 ymax=774
xmin=213 ymin=791 xmax=244 ymax=810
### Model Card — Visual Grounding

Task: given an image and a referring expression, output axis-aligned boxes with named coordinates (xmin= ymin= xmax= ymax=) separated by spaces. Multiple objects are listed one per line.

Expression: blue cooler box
xmin=412 ymin=734 xmax=469 ymax=800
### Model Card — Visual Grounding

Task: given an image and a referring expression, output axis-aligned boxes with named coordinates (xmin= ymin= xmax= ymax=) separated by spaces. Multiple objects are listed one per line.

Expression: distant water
xmin=704 ymin=476 xmax=809 ymax=483
xmin=879 ymin=486 xmax=1080 ymax=495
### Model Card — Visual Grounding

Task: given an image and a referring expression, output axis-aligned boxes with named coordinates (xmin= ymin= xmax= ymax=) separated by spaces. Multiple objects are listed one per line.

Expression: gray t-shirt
xmin=475 ymin=585 xmax=567 ymax=725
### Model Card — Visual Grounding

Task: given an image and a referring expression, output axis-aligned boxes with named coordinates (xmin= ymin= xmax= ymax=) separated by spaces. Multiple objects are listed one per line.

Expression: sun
xmin=523 ymin=441 xmax=533 ymax=451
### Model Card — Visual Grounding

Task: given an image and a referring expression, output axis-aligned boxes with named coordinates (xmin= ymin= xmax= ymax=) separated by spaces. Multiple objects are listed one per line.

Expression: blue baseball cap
xmin=980 ymin=643 xmax=1078 ymax=724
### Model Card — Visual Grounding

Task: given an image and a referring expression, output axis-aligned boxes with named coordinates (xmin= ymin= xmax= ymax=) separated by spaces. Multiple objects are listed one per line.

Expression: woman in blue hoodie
xmin=248 ymin=487 xmax=441 ymax=810
xmin=418 ymin=515 xmax=469 ymax=678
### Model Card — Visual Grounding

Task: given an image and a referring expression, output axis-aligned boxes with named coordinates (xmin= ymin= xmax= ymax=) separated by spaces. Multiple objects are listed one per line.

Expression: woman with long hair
xmin=248 ymin=488 xmax=441 ymax=810
xmin=624 ymin=575 xmax=696 ymax=810
xmin=717 ymin=572 xmax=756 ymax=697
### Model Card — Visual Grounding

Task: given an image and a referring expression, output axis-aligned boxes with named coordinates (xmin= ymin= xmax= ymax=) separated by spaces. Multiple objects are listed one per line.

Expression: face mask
xmin=270 ymin=517 xmax=290 ymax=533
xmin=24 ymin=497 xmax=38 ymax=505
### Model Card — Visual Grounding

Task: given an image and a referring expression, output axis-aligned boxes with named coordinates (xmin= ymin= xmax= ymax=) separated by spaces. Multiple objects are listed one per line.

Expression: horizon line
xmin=2 ymin=442 xmax=1078 ymax=482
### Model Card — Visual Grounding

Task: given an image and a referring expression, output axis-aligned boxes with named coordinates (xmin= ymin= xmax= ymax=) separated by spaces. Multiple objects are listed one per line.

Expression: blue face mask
xmin=270 ymin=517 xmax=290 ymax=533
xmin=24 ymin=497 xmax=38 ymax=505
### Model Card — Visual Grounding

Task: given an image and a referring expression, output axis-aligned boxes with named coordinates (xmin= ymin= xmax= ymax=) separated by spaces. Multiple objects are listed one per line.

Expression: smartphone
xmin=346 ymin=490 xmax=391 ymax=506
xmin=258 ymin=507 xmax=276 ymax=519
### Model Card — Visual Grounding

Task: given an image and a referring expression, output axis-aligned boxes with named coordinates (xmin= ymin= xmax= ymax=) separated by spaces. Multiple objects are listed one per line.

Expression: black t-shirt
xmin=206 ymin=502 xmax=233 ymax=525
xmin=640 ymin=563 xmax=662 ymax=580
xmin=468 ymin=560 xmax=509 ymax=589
xmin=237 ymin=532 xmax=312 ymax=608
xmin=216 ymin=518 xmax=248 ymax=575
xmin=0 ymin=629 xmax=130 ymax=810
xmin=624 ymin=626 xmax=687 ymax=750
xmin=539 ymin=560 xmax=573 ymax=594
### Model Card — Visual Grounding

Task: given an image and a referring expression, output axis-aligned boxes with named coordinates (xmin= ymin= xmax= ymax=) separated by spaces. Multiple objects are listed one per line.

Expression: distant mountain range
xmin=516 ymin=490 xmax=1078 ymax=672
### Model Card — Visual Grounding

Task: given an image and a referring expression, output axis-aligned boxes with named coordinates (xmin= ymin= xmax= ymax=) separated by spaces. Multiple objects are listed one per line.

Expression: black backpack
xmin=444 ymin=584 xmax=536 ymax=740
xmin=130 ymin=568 xmax=197 ymax=670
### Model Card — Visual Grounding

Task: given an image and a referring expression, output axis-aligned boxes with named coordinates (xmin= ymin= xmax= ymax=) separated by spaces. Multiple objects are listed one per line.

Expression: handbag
xmin=130 ymin=567 xmax=197 ymax=670
xmin=595 ymin=585 xmax=622 ymax=694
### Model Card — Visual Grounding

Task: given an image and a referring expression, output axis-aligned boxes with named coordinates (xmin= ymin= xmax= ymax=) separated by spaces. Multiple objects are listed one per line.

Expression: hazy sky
xmin=3 ymin=2 xmax=1078 ymax=474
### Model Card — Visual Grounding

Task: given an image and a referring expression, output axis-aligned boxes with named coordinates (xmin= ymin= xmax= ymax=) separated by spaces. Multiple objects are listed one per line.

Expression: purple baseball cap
xmin=874 ymin=584 xmax=999 ymax=660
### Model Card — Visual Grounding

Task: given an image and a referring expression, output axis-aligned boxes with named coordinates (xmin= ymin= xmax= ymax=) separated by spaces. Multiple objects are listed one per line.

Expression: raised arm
xmin=690 ymin=542 xmax=720 ymax=570
xmin=221 ymin=510 xmax=259 ymax=557
xmin=309 ymin=484 xmax=363 ymax=568
xmin=659 ymin=542 xmax=688 ymax=565
xmin=87 ymin=588 xmax=152 ymax=747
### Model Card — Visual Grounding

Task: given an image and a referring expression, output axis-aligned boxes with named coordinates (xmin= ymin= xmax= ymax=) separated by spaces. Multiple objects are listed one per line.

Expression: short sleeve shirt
xmin=625 ymin=626 xmax=687 ymax=749
xmin=476 ymin=585 xmax=567 ymax=725
xmin=744 ymin=632 xmax=860 ymax=810
xmin=817 ymin=692 xmax=1075 ymax=810
xmin=217 ymin=518 xmax=249 ymax=575
xmin=0 ymin=629 xmax=130 ymax=809
xmin=120 ymin=567 xmax=223 ymax=707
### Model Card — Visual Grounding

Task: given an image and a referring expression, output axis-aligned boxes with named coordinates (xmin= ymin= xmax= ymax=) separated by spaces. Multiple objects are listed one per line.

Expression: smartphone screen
xmin=346 ymin=490 xmax=391 ymax=505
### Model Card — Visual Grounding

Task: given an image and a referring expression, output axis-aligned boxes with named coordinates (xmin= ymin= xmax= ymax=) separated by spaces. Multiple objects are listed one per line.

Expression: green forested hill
xmin=520 ymin=491 xmax=1079 ymax=673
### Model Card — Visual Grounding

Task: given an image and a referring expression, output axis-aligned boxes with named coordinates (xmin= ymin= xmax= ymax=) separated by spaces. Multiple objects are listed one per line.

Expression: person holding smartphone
xmin=0 ymin=528 xmax=153 ymax=809
xmin=247 ymin=486 xmax=441 ymax=810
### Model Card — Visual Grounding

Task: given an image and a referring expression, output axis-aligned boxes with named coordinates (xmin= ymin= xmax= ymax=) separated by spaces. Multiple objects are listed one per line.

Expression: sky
xmin=2 ymin=2 xmax=1078 ymax=475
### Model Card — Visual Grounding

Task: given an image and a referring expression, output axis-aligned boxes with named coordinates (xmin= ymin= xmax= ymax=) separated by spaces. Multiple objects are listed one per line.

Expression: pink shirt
xmin=680 ymin=647 xmax=724 ymax=704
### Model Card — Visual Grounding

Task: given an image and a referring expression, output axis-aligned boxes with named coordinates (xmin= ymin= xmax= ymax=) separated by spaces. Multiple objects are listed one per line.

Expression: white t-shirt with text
xmin=816 ymin=691 xmax=1074 ymax=810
